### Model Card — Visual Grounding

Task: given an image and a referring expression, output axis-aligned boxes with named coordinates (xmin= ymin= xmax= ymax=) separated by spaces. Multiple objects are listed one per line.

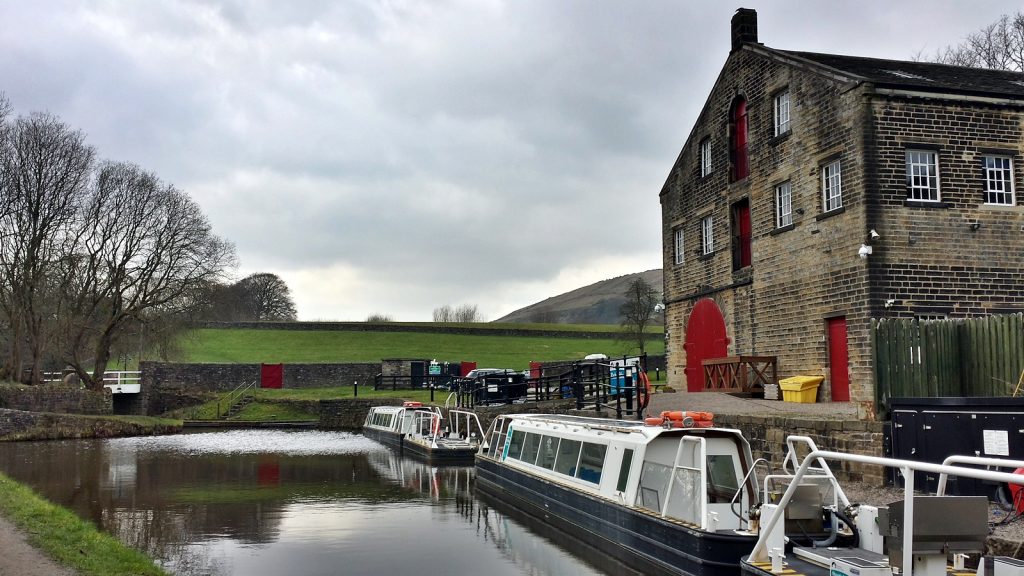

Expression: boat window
xmin=638 ymin=462 xmax=671 ymax=512
xmin=537 ymin=436 xmax=559 ymax=470
xmin=554 ymin=439 xmax=582 ymax=476
xmin=505 ymin=429 xmax=526 ymax=460
xmin=617 ymin=449 xmax=634 ymax=492
xmin=576 ymin=442 xmax=606 ymax=484
xmin=520 ymin=432 xmax=542 ymax=465
xmin=706 ymin=454 xmax=740 ymax=503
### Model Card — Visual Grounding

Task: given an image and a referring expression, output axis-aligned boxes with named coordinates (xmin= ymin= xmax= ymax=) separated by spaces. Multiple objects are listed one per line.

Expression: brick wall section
xmin=141 ymin=362 xmax=381 ymax=391
xmin=319 ymin=397 xmax=405 ymax=430
xmin=661 ymin=47 xmax=871 ymax=405
xmin=866 ymin=97 xmax=1024 ymax=318
xmin=0 ymin=386 xmax=112 ymax=415
xmin=715 ymin=414 xmax=887 ymax=486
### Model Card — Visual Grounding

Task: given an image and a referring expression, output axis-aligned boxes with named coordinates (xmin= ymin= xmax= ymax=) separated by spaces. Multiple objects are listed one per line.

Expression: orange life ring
xmin=637 ymin=371 xmax=651 ymax=410
xmin=403 ymin=401 xmax=423 ymax=408
xmin=661 ymin=410 xmax=715 ymax=422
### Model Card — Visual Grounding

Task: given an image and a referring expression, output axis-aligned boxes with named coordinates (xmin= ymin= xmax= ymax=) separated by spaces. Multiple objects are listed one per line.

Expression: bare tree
xmin=61 ymin=162 xmax=235 ymax=390
xmin=236 ymin=273 xmax=297 ymax=321
xmin=0 ymin=112 xmax=94 ymax=383
xmin=366 ymin=313 xmax=393 ymax=322
xmin=433 ymin=304 xmax=453 ymax=322
xmin=619 ymin=277 xmax=660 ymax=354
xmin=919 ymin=11 xmax=1024 ymax=71
xmin=434 ymin=303 xmax=483 ymax=323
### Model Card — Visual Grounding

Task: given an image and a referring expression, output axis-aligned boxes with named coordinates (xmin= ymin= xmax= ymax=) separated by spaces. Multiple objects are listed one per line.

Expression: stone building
xmin=660 ymin=9 xmax=1024 ymax=410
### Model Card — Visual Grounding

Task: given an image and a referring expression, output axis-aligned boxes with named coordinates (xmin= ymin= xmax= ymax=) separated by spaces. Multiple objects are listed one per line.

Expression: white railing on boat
xmin=448 ymin=409 xmax=488 ymax=451
xmin=936 ymin=455 xmax=1024 ymax=495
xmin=749 ymin=436 xmax=1024 ymax=575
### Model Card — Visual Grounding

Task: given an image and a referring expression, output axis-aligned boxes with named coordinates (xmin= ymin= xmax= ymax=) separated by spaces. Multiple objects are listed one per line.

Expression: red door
xmin=827 ymin=317 xmax=850 ymax=402
xmin=261 ymin=363 xmax=283 ymax=389
xmin=683 ymin=299 xmax=730 ymax=392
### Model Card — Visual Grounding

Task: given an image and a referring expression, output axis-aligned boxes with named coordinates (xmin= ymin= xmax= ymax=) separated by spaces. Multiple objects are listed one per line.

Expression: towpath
xmin=647 ymin=389 xmax=861 ymax=419
xmin=0 ymin=513 xmax=77 ymax=575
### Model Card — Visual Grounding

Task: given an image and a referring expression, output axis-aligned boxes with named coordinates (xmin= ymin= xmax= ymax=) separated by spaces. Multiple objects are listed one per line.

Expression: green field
xmin=177 ymin=327 xmax=664 ymax=368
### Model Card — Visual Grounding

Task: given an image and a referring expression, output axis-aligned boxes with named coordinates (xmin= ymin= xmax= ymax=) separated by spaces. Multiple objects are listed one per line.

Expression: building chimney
xmin=731 ymin=8 xmax=758 ymax=51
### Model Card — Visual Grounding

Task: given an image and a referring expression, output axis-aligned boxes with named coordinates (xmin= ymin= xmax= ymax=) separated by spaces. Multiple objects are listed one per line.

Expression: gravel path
xmin=0 ymin=513 xmax=76 ymax=576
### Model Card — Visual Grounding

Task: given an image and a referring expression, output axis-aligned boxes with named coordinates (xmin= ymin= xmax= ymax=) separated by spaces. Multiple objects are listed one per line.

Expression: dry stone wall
xmin=0 ymin=385 xmax=111 ymax=415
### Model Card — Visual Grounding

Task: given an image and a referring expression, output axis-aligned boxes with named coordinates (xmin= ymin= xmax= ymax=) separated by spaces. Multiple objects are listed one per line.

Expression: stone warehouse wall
xmin=0 ymin=385 xmax=112 ymax=415
xmin=866 ymin=97 xmax=1024 ymax=318
xmin=661 ymin=46 xmax=873 ymax=405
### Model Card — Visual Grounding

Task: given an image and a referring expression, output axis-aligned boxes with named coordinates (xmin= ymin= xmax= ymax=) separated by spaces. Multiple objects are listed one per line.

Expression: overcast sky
xmin=0 ymin=1 xmax=1017 ymax=321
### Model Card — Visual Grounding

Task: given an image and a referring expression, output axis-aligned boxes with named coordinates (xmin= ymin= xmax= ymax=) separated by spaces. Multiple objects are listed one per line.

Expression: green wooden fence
xmin=873 ymin=313 xmax=1024 ymax=418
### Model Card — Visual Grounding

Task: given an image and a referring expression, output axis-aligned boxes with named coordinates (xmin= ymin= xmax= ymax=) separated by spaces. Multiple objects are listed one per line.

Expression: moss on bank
xmin=0 ymin=472 xmax=169 ymax=575
xmin=0 ymin=411 xmax=181 ymax=442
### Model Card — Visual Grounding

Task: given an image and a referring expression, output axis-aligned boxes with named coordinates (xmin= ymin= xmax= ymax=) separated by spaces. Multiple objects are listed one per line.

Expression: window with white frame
xmin=700 ymin=138 xmax=712 ymax=177
xmin=674 ymin=228 xmax=685 ymax=265
xmin=700 ymin=216 xmax=714 ymax=255
xmin=821 ymin=160 xmax=843 ymax=212
xmin=774 ymin=91 xmax=791 ymax=136
xmin=906 ymin=149 xmax=940 ymax=201
xmin=983 ymin=155 xmax=1015 ymax=205
xmin=775 ymin=181 xmax=793 ymax=228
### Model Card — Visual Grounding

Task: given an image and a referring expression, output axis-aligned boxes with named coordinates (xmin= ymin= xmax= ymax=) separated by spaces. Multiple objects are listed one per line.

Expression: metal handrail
xmin=748 ymin=444 xmax=1024 ymax=573
xmin=936 ymin=455 xmax=1024 ymax=495
xmin=223 ymin=380 xmax=257 ymax=417
xmin=448 ymin=409 xmax=489 ymax=450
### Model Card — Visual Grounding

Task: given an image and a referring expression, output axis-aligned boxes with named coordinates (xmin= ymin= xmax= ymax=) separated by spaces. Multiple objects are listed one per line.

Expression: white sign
xmin=983 ymin=429 xmax=1010 ymax=456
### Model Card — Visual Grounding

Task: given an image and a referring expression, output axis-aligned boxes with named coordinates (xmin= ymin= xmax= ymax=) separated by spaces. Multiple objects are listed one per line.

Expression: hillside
xmin=494 ymin=269 xmax=663 ymax=325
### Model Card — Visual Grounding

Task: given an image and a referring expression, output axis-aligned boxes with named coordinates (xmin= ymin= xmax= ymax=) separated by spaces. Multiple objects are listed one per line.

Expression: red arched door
xmin=683 ymin=299 xmax=730 ymax=392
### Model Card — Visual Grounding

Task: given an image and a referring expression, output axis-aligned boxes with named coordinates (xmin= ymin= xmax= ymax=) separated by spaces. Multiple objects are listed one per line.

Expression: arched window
xmin=730 ymin=98 xmax=748 ymax=182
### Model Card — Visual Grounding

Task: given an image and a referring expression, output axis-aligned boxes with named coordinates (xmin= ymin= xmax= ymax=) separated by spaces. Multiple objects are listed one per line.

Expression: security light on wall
xmin=858 ymin=244 xmax=873 ymax=259
xmin=868 ymin=229 xmax=880 ymax=240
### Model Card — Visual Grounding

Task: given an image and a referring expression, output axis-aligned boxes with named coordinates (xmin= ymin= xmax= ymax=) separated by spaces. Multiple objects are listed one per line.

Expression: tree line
xmin=0 ymin=97 xmax=296 ymax=389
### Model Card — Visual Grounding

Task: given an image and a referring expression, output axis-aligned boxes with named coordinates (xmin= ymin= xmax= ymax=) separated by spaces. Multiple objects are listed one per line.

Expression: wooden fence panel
xmin=873 ymin=314 xmax=1024 ymax=418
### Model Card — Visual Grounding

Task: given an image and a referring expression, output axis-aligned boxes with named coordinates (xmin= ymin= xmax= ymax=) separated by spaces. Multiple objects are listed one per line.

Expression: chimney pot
xmin=731 ymin=8 xmax=758 ymax=51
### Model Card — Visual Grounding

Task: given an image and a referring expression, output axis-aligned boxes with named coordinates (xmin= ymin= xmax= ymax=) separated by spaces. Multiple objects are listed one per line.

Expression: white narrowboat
xmin=476 ymin=412 xmax=763 ymax=576
xmin=363 ymin=402 xmax=486 ymax=463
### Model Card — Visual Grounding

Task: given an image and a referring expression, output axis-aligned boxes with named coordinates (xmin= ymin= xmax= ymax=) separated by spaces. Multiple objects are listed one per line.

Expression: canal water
xmin=0 ymin=430 xmax=640 ymax=576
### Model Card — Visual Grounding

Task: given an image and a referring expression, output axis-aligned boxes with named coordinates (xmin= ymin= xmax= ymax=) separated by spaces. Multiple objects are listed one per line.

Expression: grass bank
xmin=172 ymin=387 xmax=437 ymax=421
xmin=0 ymin=472 xmax=168 ymax=575
xmin=178 ymin=327 xmax=664 ymax=366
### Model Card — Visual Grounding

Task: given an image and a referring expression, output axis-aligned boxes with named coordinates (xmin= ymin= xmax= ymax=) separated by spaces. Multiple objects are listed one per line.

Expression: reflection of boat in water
xmin=477 ymin=412 xmax=763 ymax=576
xmin=365 ymin=449 xmax=473 ymax=502
xmin=473 ymin=485 xmax=645 ymax=576
xmin=742 ymin=439 xmax=1024 ymax=576
xmin=363 ymin=403 xmax=487 ymax=463
xmin=367 ymin=449 xmax=624 ymax=575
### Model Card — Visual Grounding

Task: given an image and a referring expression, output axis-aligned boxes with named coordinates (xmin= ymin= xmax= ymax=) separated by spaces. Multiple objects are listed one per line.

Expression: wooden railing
xmin=702 ymin=355 xmax=777 ymax=396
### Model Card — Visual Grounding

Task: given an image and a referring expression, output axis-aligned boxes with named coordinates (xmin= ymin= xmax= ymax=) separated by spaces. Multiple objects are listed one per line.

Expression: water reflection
xmin=0 ymin=431 xmax=619 ymax=576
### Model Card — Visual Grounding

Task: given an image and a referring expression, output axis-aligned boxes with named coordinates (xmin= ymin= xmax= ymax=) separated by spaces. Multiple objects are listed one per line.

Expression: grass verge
xmin=175 ymin=388 xmax=438 ymax=420
xmin=177 ymin=328 xmax=664 ymax=366
xmin=0 ymin=472 xmax=168 ymax=576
